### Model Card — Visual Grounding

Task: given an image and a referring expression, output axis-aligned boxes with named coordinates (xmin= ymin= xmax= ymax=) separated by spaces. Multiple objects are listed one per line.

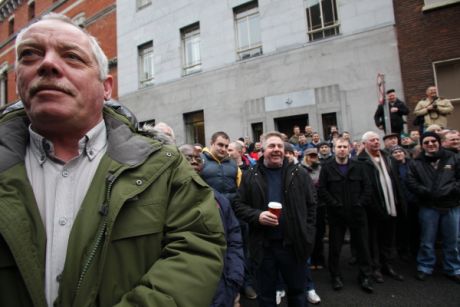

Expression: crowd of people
xmin=1 ymin=12 xmax=459 ymax=307
xmin=171 ymin=86 xmax=459 ymax=306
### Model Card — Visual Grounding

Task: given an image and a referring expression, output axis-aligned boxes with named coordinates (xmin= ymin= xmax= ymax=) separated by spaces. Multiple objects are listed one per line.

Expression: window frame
xmin=234 ymin=1 xmax=263 ymax=60
xmin=181 ymin=23 xmax=202 ymax=76
xmin=184 ymin=110 xmax=205 ymax=145
xmin=306 ymin=0 xmax=340 ymax=42
xmin=433 ymin=57 xmax=460 ymax=102
xmin=28 ymin=1 xmax=36 ymax=21
xmin=138 ymin=41 xmax=155 ymax=88
xmin=422 ymin=0 xmax=460 ymax=11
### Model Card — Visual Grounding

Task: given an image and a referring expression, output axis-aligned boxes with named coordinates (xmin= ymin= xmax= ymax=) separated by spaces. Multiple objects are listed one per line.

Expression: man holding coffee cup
xmin=233 ymin=131 xmax=317 ymax=306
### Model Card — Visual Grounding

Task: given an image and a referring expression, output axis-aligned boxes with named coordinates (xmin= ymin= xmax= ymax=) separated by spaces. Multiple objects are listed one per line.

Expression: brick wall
xmin=393 ymin=0 xmax=460 ymax=127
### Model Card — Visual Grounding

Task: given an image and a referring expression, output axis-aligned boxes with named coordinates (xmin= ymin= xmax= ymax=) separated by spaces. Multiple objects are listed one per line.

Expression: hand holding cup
xmin=268 ymin=202 xmax=282 ymax=219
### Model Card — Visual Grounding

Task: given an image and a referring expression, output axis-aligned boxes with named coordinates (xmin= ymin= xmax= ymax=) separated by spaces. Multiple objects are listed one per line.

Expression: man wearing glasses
xmin=407 ymin=132 xmax=460 ymax=283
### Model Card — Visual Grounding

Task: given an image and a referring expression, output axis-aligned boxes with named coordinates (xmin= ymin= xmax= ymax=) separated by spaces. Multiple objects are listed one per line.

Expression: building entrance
xmin=274 ymin=114 xmax=309 ymax=138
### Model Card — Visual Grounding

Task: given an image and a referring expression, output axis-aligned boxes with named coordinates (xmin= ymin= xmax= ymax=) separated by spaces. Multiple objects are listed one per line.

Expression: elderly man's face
xmin=443 ymin=132 xmax=460 ymax=150
xmin=364 ymin=134 xmax=381 ymax=154
xmin=227 ymin=143 xmax=241 ymax=160
xmin=384 ymin=136 xmax=398 ymax=148
xmin=15 ymin=19 xmax=112 ymax=135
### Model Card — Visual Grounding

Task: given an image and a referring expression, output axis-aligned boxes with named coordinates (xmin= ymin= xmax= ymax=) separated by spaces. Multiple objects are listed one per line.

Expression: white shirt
xmin=25 ymin=121 xmax=107 ymax=306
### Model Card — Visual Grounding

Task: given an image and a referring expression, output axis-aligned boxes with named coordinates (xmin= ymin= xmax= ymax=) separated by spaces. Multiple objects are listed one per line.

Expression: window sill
xmin=422 ymin=0 xmax=460 ymax=11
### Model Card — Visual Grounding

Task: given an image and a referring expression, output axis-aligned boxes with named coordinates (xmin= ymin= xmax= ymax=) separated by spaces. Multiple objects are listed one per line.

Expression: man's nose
xmin=37 ymin=51 xmax=62 ymax=77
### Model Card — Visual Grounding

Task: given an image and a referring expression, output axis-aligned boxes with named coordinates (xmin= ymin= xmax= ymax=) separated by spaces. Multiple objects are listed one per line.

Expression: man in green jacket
xmin=0 ymin=13 xmax=225 ymax=307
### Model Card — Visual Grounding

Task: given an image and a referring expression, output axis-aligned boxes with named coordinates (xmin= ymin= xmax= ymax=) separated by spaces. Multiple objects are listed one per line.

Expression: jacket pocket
xmin=111 ymin=203 xmax=165 ymax=241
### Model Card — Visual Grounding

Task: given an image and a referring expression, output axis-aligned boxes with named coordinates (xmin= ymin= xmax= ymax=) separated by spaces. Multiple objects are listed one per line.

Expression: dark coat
xmin=232 ymin=158 xmax=317 ymax=266
xmin=211 ymin=191 xmax=244 ymax=307
xmin=374 ymin=98 xmax=409 ymax=134
xmin=319 ymin=159 xmax=372 ymax=226
xmin=357 ymin=150 xmax=406 ymax=219
xmin=407 ymin=149 xmax=460 ymax=209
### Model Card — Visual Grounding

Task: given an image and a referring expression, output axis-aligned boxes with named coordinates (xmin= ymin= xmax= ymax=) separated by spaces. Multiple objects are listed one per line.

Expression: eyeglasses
xmin=184 ymin=155 xmax=202 ymax=163
xmin=423 ymin=140 xmax=438 ymax=145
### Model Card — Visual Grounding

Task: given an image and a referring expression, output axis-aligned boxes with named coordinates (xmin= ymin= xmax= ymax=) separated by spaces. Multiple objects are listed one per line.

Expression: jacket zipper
xmin=75 ymin=172 xmax=117 ymax=292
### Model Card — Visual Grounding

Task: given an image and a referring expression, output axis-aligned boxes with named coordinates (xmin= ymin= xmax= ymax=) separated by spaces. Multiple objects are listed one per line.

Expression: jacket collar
xmin=0 ymin=107 xmax=158 ymax=172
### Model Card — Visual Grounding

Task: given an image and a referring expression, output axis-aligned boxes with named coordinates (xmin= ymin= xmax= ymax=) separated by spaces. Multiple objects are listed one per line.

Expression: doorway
xmin=274 ymin=114 xmax=309 ymax=138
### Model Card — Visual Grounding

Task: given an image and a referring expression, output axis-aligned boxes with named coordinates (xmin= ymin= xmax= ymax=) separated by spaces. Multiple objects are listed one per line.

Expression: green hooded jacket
xmin=0 ymin=106 xmax=225 ymax=307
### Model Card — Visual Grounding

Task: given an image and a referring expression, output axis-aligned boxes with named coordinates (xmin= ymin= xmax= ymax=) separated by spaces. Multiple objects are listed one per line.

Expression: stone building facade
xmin=117 ymin=0 xmax=404 ymax=145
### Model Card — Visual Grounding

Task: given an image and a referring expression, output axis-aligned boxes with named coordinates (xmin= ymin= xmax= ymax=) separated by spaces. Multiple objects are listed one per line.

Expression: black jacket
xmin=374 ymin=98 xmax=409 ymax=134
xmin=407 ymin=149 xmax=460 ymax=209
xmin=232 ymin=158 xmax=317 ymax=266
xmin=319 ymin=159 xmax=371 ymax=225
xmin=357 ymin=150 xmax=405 ymax=219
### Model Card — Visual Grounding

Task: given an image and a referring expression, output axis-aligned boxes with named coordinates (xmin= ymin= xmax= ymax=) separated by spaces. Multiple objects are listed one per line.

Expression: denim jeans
xmin=256 ymin=241 xmax=307 ymax=307
xmin=417 ymin=207 xmax=460 ymax=276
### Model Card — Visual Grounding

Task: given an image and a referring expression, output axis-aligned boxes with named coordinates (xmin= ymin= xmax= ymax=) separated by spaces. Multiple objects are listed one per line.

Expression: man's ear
xmin=103 ymin=75 xmax=113 ymax=101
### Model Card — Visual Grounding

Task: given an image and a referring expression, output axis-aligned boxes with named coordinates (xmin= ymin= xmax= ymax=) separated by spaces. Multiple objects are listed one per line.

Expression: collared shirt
xmin=25 ymin=120 xmax=107 ymax=306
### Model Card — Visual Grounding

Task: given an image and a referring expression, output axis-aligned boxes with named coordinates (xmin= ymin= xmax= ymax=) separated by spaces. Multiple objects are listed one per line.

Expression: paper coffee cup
xmin=268 ymin=202 xmax=282 ymax=219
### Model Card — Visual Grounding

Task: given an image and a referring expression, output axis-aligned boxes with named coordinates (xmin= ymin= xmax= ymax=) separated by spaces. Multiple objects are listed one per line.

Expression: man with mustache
xmin=233 ymin=131 xmax=317 ymax=306
xmin=0 ymin=13 xmax=225 ymax=307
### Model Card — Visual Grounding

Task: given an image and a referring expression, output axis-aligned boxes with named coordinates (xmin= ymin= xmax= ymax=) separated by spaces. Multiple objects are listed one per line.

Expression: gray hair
xmin=15 ymin=12 xmax=109 ymax=81
xmin=229 ymin=141 xmax=243 ymax=152
xmin=361 ymin=131 xmax=379 ymax=143
xmin=142 ymin=122 xmax=176 ymax=145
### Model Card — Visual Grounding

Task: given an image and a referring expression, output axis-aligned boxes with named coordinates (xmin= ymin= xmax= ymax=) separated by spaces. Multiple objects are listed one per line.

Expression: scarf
xmin=369 ymin=151 xmax=397 ymax=217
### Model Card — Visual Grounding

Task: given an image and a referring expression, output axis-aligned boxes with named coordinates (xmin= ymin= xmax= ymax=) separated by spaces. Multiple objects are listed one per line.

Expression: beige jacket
xmin=414 ymin=97 xmax=454 ymax=128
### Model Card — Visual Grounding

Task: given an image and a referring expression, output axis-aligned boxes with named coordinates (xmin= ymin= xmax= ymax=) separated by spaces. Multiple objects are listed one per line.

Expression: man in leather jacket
xmin=233 ymin=131 xmax=316 ymax=306
xmin=407 ymin=132 xmax=460 ymax=283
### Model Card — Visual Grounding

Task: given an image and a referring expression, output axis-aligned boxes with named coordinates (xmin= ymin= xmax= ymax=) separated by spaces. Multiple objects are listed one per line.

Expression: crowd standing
xmin=0 ymin=12 xmax=459 ymax=307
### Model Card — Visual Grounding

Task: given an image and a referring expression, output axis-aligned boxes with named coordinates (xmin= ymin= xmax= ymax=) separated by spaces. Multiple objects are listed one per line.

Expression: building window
xmin=434 ymin=58 xmax=460 ymax=102
xmin=138 ymin=42 xmax=154 ymax=87
xmin=8 ymin=17 xmax=14 ymax=36
xmin=184 ymin=110 xmax=205 ymax=145
xmin=423 ymin=0 xmax=460 ymax=11
xmin=181 ymin=23 xmax=201 ymax=75
xmin=137 ymin=0 xmax=152 ymax=10
xmin=28 ymin=1 xmax=35 ymax=21
xmin=234 ymin=1 xmax=262 ymax=60
xmin=0 ymin=63 xmax=8 ymax=107
xmin=306 ymin=0 xmax=339 ymax=41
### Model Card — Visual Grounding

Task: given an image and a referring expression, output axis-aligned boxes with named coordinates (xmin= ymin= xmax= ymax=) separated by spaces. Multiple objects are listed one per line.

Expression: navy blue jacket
xmin=211 ymin=191 xmax=244 ymax=307
xmin=201 ymin=151 xmax=239 ymax=201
